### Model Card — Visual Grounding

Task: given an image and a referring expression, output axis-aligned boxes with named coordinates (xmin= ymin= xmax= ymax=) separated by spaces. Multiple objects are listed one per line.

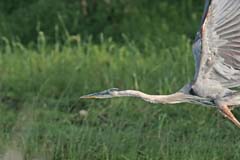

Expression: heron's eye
xmin=108 ymin=88 xmax=120 ymax=92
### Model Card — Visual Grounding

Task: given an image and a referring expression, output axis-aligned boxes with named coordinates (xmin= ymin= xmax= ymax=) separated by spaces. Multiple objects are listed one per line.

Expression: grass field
xmin=1 ymin=35 xmax=240 ymax=160
xmin=1 ymin=1 xmax=240 ymax=160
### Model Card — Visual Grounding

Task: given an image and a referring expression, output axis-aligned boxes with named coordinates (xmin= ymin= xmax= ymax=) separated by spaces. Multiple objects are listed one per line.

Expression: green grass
xmin=1 ymin=1 xmax=240 ymax=159
xmin=1 ymin=35 xmax=240 ymax=160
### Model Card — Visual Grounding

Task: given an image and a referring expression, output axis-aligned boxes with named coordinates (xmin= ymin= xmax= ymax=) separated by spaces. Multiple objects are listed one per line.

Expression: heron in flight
xmin=81 ymin=0 xmax=240 ymax=127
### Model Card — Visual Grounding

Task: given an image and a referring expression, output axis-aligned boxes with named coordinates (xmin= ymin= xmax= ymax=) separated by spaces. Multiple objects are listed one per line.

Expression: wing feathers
xmin=216 ymin=18 xmax=240 ymax=36
xmin=193 ymin=0 xmax=240 ymax=88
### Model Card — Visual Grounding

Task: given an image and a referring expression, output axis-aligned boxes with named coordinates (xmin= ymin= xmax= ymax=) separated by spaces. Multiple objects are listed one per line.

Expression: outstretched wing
xmin=193 ymin=0 xmax=240 ymax=88
xmin=192 ymin=0 xmax=211 ymax=80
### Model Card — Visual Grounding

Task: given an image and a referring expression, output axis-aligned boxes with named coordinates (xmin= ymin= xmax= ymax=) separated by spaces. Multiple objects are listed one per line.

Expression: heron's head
xmin=80 ymin=88 xmax=121 ymax=99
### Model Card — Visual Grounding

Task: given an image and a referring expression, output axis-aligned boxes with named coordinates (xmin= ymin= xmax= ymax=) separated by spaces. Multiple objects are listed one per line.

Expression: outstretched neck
xmin=81 ymin=88 xmax=215 ymax=106
xmin=113 ymin=90 xmax=192 ymax=104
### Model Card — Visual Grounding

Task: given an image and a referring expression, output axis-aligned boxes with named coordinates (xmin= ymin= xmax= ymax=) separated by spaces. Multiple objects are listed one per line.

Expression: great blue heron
xmin=81 ymin=0 xmax=240 ymax=127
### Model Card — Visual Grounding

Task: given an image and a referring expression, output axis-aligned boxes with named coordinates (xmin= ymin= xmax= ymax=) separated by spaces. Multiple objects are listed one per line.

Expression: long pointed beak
xmin=80 ymin=93 xmax=98 ymax=99
xmin=80 ymin=88 xmax=120 ymax=99
xmin=218 ymin=105 xmax=240 ymax=128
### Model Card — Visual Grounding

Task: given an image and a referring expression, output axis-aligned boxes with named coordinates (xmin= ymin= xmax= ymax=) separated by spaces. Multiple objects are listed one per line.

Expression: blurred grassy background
xmin=1 ymin=0 xmax=240 ymax=160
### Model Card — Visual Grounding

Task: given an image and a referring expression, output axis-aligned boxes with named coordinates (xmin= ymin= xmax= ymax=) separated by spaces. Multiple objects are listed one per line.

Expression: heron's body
xmin=81 ymin=0 xmax=240 ymax=127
